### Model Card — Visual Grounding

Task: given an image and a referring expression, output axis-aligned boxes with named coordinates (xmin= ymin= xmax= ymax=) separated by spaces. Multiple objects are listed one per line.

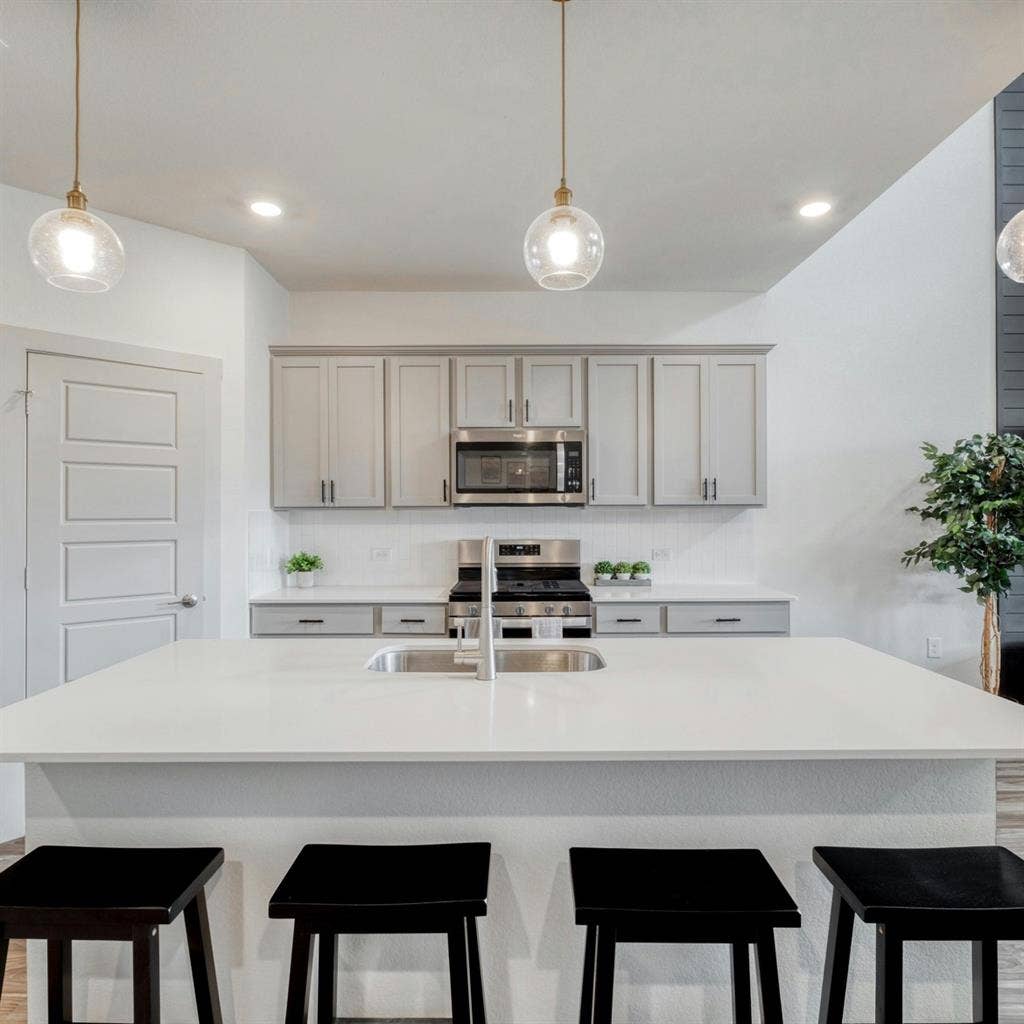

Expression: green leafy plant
xmin=902 ymin=433 xmax=1024 ymax=694
xmin=631 ymin=561 xmax=651 ymax=575
xmin=594 ymin=560 xmax=614 ymax=575
xmin=613 ymin=561 xmax=632 ymax=576
xmin=285 ymin=551 xmax=324 ymax=574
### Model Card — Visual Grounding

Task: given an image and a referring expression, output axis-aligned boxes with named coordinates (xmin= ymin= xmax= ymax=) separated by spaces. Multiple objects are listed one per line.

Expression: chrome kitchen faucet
xmin=454 ymin=536 xmax=498 ymax=681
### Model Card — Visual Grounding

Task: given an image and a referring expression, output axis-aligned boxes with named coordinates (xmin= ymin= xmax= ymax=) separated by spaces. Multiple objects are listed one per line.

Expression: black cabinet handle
xmin=330 ymin=480 xmax=335 ymax=503
xmin=712 ymin=477 xmax=717 ymax=501
xmin=702 ymin=478 xmax=708 ymax=501
xmin=509 ymin=398 xmax=513 ymax=422
xmin=400 ymin=618 xmax=426 ymax=623
xmin=443 ymin=479 xmax=448 ymax=502
xmin=616 ymin=618 xmax=643 ymax=623
xmin=525 ymin=398 xmax=530 ymax=422
xmin=715 ymin=617 xmax=742 ymax=623
xmin=591 ymin=478 xmax=596 ymax=501
xmin=321 ymin=480 xmax=326 ymax=504
xmin=299 ymin=618 xmax=324 ymax=624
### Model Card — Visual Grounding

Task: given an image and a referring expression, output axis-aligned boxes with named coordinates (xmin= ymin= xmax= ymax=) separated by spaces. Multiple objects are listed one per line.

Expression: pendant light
xmin=523 ymin=0 xmax=604 ymax=290
xmin=28 ymin=0 xmax=124 ymax=292
xmin=997 ymin=210 xmax=1024 ymax=283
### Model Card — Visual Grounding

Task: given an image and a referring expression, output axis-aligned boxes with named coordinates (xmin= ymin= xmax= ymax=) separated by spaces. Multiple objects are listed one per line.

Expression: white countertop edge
xmin=250 ymin=587 xmax=450 ymax=605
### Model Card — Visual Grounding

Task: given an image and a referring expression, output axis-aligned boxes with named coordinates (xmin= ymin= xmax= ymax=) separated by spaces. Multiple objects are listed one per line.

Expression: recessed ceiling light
xmin=250 ymin=200 xmax=282 ymax=218
xmin=799 ymin=200 xmax=832 ymax=218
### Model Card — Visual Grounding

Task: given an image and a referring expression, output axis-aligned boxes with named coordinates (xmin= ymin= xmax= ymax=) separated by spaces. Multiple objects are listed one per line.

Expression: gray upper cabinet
xmin=521 ymin=355 xmax=583 ymax=427
xmin=587 ymin=355 xmax=649 ymax=505
xmin=327 ymin=356 xmax=385 ymax=507
xmin=272 ymin=355 xmax=330 ymax=507
xmin=653 ymin=353 xmax=766 ymax=506
xmin=455 ymin=356 xmax=516 ymax=427
xmin=390 ymin=356 xmax=451 ymax=507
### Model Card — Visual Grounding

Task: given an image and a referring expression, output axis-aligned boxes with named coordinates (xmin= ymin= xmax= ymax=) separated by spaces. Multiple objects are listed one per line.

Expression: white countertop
xmin=250 ymin=586 xmax=450 ymax=604
xmin=590 ymin=583 xmax=796 ymax=603
xmin=3 ymin=637 xmax=1021 ymax=763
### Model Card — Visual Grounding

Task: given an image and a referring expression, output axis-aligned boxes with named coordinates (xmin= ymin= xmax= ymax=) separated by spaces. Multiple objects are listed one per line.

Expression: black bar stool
xmin=814 ymin=845 xmax=1024 ymax=1024
xmin=269 ymin=842 xmax=490 ymax=1024
xmin=0 ymin=845 xmax=224 ymax=1024
xmin=569 ymin=847 xmax=801 ymax=1024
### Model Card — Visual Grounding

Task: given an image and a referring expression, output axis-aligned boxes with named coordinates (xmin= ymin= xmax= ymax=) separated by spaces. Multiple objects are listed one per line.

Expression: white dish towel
xmin=532 ymin=617 xmax=564 ymax=640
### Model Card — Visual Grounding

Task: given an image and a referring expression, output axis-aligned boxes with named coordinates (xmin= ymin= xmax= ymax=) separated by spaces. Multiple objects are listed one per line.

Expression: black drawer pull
xmin=298 ymin=618 xmax=324 ymax=624
xmin=715 ymin=617 xmax=742 ymax=623
xmin=399 ymin=618 xmax=426 ymax=624
xmin=616 ymin=618 xmax=643 ymax=623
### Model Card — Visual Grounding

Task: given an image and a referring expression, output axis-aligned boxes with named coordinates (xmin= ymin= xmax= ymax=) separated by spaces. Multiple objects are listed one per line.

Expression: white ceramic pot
xmin=295 ymin=571 xmax=315 ymax=589
xmin=596 ymin=573 xmax=613 ymax=582
xmin=632 ymin=573 xmax=651 ymax=581
xmin=614 ymin=573 xmax=632 ymax=581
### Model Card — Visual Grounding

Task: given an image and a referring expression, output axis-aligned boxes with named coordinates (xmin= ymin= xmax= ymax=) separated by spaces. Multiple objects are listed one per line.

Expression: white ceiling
xmin=2 ymin=0 xmax=1022 ymax=292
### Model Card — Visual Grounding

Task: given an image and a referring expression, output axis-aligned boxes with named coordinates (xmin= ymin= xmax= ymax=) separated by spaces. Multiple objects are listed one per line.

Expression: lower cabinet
xmin=250 ymin=603 xmax=447 ymax=637
xmin=595 ymin=602 xmax=790 ymax=636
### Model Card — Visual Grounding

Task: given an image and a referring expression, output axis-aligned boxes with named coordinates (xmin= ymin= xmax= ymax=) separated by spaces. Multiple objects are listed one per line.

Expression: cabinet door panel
xmin=328 ymin=357 xmax=384 ymax=507
xmin=709 ymin=354 xmax=766 ymax=505
xmin=654 ymin=356 xmax=708 ymax=505
xmin=390 ymin=357 xmax=451 ymax=506
xmin=455 ymin=356 xmax=515 ymax=427
xmin=587 ymin=356 xmax=649 ymax=505
xmin=272 ymin=356 xmax=328 ymax=507
xmin=522 ymin=356 xmax=583 ymax=427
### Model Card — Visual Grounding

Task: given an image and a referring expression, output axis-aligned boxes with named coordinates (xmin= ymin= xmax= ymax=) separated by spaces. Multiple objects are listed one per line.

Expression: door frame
xmin=0 ymin=324 xmax=222 ymax=710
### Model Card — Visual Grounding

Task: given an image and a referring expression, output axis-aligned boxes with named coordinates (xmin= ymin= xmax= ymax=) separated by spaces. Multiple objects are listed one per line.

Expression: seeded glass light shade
xmin=28 ymin=205 xmax=125 ymax=292
xmin=997 ymin=210 xmax=1024 ymax=284
xmin=523 ymin=203 xmax=604 ymax=290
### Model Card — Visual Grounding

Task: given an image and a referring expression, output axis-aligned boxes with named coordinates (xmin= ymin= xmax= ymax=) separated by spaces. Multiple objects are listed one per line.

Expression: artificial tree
xmin=902 ymin=433 xmax=1024 ymax=694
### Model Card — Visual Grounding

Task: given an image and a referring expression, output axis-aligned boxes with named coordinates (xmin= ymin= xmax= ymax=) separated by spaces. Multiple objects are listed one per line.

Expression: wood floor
xmin=0 ymin=766 xmax=1021 ymax=1024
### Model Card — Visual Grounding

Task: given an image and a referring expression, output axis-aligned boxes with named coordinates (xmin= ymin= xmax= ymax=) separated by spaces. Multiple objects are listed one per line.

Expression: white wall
xmin=284 ymin=105 xmax=996 ymax=685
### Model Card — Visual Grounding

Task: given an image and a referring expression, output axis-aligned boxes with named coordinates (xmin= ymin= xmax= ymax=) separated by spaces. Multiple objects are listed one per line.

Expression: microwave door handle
xmin=555 ymin=442 xmax=566 ymax=492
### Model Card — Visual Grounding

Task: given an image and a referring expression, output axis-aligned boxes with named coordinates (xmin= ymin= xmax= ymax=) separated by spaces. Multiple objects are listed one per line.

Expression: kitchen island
xmin=3 ymin=636 xmax=1023 ymax=1023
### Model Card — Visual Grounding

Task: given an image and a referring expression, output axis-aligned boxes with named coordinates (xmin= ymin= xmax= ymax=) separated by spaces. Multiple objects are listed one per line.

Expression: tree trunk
xmin=981 ymin=593 xmax=1001 ymax=695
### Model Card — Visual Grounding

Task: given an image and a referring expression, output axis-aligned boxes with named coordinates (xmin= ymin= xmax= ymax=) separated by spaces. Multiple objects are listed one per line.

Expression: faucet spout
xmin=476 ymin=536 xmax=498 ymax=681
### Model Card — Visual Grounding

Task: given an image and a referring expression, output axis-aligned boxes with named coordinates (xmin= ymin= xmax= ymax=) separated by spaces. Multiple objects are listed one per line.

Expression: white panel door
xmin=26 ymin=353 xmax=208 ymax=696
xmin=328 ymin=356 xmax=385 ymax=507
xmin=454 ymin=356 xmax=515 ymax=427
xmin=272 ymin=355 xmax=329 ymax=507
xmin=709 ymin=353 xmax=766 ymax=505
xmin=654 ymin=355 xmax=709 ymax=505
xmin=587 ymin=355 xmax=649 ymax=505
xmin=521 ymin=355 xmax=583 ymax=427
xmin=389 ymin=356 xmax=451 ymax=506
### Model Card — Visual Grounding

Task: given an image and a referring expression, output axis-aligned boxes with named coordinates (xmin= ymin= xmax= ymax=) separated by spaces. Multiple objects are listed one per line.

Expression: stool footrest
xmin=335 ymin=1018 xmax=454 ymax=1023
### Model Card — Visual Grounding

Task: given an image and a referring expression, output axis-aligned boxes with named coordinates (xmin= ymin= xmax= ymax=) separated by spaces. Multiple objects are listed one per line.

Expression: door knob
xmin=167 ymin=593 xmax=199 ymax=608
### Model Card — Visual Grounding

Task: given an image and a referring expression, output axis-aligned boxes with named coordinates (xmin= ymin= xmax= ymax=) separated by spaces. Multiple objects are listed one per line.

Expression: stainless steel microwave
xmin=451 ymin=428 xmax=586 ymax=506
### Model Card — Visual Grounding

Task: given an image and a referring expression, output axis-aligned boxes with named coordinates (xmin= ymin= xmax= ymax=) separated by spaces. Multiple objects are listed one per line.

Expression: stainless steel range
xmin=448 ymin=539 xmax=592 ymax=638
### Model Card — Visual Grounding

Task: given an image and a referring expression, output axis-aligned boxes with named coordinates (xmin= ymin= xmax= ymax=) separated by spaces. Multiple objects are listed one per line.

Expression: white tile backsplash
xmin=247 ymin=509 xmax=290 ymax=595
xmin=279 ymin=506 xmax=757 ymax=587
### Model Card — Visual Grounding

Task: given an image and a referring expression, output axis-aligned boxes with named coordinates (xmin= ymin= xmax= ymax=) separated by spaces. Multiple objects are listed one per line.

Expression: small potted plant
xmin=594 ymin=560 xmax=614 ymax=582
xmin=631 ymin=560 xmax=651 ymax=581
xmin=613 ymin=561 xmax=633 ymax=581
xmin=285 ymin=551 xmax=324 ymax=589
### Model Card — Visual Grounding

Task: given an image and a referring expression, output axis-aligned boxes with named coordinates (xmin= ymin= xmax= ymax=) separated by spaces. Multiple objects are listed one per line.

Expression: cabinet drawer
xmin=380 ymin=605 xmax=447 ymax=635
xmin=251 ymin=604 xmax=373 ymax=636
xmin=666 ymin=602 xmax=789 ymax=634
xmin=595 ymin=604 xmax=662 ymax=634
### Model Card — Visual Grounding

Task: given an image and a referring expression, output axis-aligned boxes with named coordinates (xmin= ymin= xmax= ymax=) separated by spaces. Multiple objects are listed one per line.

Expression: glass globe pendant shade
xmin=997 ymin=210 xmax=1024 ymax=284
xmin=28 ymin=204 xmax=125 ymax=293
xmin=523 ymin=202 xmax=604 ymax=290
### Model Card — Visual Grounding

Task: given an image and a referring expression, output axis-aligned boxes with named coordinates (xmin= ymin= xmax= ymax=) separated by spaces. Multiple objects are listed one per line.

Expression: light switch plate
xmin=926 ymin=636 xmax=942 ymax=659
xmin=651 ymin=548 xmax=672 ymax=562
xmin=371 ymin=547 xmax=393 ymax=563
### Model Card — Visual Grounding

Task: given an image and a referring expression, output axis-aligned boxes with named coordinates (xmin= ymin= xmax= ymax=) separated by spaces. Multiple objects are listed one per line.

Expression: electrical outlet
xmin=371 ymin=547 xmax=393 ymax=563
xmin=651 ymin=547 xmax=673 ymax=562
xmin=926 ymin=636 xmax=942 ymax=659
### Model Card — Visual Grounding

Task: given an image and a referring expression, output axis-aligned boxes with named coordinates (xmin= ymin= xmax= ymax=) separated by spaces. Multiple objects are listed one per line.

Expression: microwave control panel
xmin=565 ymin=448 xmax=583 ymax=492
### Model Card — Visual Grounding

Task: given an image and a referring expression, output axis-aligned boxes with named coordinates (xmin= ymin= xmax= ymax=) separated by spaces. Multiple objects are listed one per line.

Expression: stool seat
xmin=570 ymin=847 xmax=800 ymax=934
xmin=813 ymin=845 xmax=1024 ymax=929
xmin=269 ymin=842 xmax=490 ymax=921
xmin=0 ymin=845 xmax=224 ymax=926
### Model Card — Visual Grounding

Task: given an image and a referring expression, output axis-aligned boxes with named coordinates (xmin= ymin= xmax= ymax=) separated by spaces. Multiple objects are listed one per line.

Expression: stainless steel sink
xmin=367 ymin=646 xmax=606 ymax=674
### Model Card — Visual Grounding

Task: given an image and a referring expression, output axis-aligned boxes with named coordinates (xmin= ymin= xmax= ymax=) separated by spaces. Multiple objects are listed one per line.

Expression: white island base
xmin=26 ymin=757 xmax=995 ymax=1024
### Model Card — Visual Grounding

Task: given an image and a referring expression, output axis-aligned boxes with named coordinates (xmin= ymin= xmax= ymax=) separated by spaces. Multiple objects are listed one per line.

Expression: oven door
xmin=451 ymin=429 xmax=585 ymax=505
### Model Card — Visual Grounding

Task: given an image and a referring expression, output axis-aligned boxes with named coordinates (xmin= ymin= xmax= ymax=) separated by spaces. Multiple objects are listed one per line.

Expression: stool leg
xmin=448 ymin=920 xmax=472 ymax=1024
xmin=972 ymin=939 xmax=998 ymax=1024
xmin=819 ymin=890 xmax=854 ymax=1024
xmin=47 ymin=939 xmax=72 ymax=1024
xmin=465 ymin=917 xmax=486 ymax=1023
xmin=184 ymin=890 xmax=223 ymax=1024
xmin=755 ymin=932 xmax=784 ymax=1024
xmin=132 ymin=926 xmax=160 ymax=1024
xmin=731 ymin=943 xmax=752 ymax=1024
xmin=875 ymin=925 xmax=902 ymax=1024
xmin=578 ymin=925 xmax=597 ymax=1024
xmin=0 ymin=926 xmax=7 ymax=1005
xmin=592 ymin=925 xmax=616 ymax=1024
xmin=317 ymin=933 xmax=337 ymax=1024
xmin=285 ymin=921 xmax=315 ymax=1024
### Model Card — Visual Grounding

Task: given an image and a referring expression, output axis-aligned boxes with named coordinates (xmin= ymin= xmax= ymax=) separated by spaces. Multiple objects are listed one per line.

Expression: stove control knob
xmin=562 ymin=605 xmax=572 ymax=615
xmin=545 ymin=605 xmax=555 ymax=615
xmin=516 ymin=605 xmax=525 ymax=616
xmin=469 ymin=605 xmax=478 ymax=616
